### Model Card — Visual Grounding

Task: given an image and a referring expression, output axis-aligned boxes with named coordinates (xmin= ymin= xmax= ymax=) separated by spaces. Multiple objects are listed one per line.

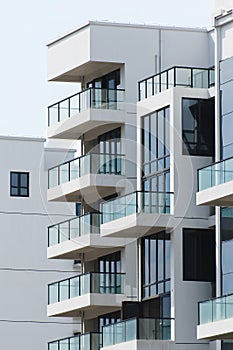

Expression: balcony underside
xmin=47 ymin=235 xmax=129 ymax=261
xmin=47 ymin=109 xmax=125 ymax=140
xmin=102 ymin=340 xmax=175 ymax=350
xmin=197 ymin=318 xmax=233 ymax=340
xmin=47 ymin=174 xmax=124 ymax=203
xmin=49 ymin=60 xmax=121 ymax=83
xmin=47 ymin=293 xmax=126 ymax=319
xmin=101 ymin=213 xmax=174 ymax=238
xmin=196 ymin=180 xmax=233 ymax=206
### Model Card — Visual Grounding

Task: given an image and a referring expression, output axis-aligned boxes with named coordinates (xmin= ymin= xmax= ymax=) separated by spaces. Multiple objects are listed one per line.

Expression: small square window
xmin=10 ymin=172 xmax=29 ymax=197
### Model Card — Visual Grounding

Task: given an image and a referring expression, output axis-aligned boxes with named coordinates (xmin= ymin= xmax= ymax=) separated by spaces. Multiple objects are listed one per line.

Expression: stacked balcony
xmin=101 ymin=191 xmax=174 ymax=238
xmin=197 ymin=157 xmax=233 ymax=206
xmin=48 ymin=213 xmax=129 ymax=260
xmin=102 ymin=317 xmax=173 ymax=350
xmin=138 ymin=66 xmax=214 ymax=101
xmin=47 ymin=87 xmax=126 ymax=139
xmin=47 ymin=153 xmax=125 ymax=203
xmin=48 ymin=272 xmax=126 ymax=319
xmin=197 ymin=293 xmax=233 ymax=340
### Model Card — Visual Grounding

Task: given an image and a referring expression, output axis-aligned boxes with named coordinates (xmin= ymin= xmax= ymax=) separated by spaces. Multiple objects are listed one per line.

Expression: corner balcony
xmin=47 ymin=213 xmax=129 ymax=261
xmin=197 ymin=294 xmax=233 ymax=340
xmin=47 ymin=153 xmax=125 ymax=203
xmin=102 ymin=317 xmax=174 ymax=350
xmin=47 ymin=88 xmax=125 ymax=139
xmin=48 ymin=272 xmax=126 ymax=319
xmin=138 ymin=66 xmax=214 ymax=101
xmin=197 ymin=157 xmax=233 ymax=206
xmin=48 ymin=333 xmax=102 ymax=350
xmin=101 ymin=191 xmax=174 ymax=238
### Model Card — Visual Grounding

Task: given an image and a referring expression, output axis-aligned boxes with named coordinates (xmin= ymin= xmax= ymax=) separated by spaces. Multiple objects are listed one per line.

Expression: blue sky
xmin=0 ymin=0 xmax=215 ymax=137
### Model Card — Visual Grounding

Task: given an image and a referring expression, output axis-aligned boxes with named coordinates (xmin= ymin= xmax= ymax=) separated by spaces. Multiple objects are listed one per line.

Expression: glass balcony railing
xmin=48 ymin=87 xmax=125 ymax=126
xmin=48 ymin=153 xmax=125 ymax=189
xmin=102 ymin=191 xmax=173 ymax=224
xmin=48 ymin=213 xmax=101 ymax=247
xmin=199 ymin=293 xmax=233 ymax=325
xmin=48 ymin=272 xmax=125 ymax=304
xmin=198 ymin=157 xmax=233 ymax=191
xmin=48 ymin=333 xmax=102 ymax=350
xmin=103 ymin=317 xmax=172 ymax=346
xmin=138 ymin=66 xmax=215 ymax=101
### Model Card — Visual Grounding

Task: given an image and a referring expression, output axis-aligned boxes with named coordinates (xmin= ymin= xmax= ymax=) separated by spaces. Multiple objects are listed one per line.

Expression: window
xmin=98 ymin=128 xmax=122 ymax=174
xmin=142 ymin=107 xmax=170 ymax=195
xmin=10 ymin=172 xmax=29 ymax=197
xmin=182 ymin=98 xmax=215 ymax=156
xmin=142 ymin=231 xmax=170 ymax=299
xmin=183 ymin=228 xmax=215 ymax=281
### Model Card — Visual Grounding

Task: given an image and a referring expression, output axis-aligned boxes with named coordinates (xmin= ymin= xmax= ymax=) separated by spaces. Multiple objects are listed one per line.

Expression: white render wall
xmin=0 ymin=136 xmax=79 ymax=350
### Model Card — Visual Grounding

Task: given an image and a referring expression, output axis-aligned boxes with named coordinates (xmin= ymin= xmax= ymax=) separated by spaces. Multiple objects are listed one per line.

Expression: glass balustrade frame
xmin=138 ymin=66 xmax=215 ymax=101
xmin=101 ymin=191 xmax=173 ymax=223
xmin=48 ymin=332 xmax=102 ymax=350
xmin=198 ymin=293 xmax=233 ymax=325
xmin=48 ymin=272 xmax=125 ymax=304
xmin=198 ymin=156 xmax=233 ymax=191
xmin=48 ymin=212 xmax=101 ymax=247
xmin=48 ymin=153 xmax=125 ymax=189
xmin=48 ymin=87 xmax=125 ymax=127
xmin=102 ymin=317 xmax=173 ymax=346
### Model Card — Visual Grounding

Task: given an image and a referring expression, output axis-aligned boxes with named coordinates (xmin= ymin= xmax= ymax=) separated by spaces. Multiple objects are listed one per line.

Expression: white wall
xmin=0 ymin=136 xmax=79 ymax=350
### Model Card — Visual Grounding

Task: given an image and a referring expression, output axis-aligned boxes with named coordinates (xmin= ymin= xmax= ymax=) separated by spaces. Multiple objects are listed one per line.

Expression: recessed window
xmin=182 ymin=98 xmax=215 ymax=156
xmin=10 ymin=172 xmax=29 ymax=197
xmin=183 ymin=228 xmax=215 ymax=282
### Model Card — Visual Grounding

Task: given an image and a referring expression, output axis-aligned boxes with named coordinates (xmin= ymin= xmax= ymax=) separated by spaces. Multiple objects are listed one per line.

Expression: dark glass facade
xmin=220 ymin=57 xmax=233 ymax=159
xmin=182 ymin=98 xmax=215 ymax=156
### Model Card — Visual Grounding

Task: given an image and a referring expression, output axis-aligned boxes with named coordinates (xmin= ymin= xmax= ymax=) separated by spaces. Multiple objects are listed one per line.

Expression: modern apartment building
xmin=45 ymin=3 xmax=233 ymax=350
xmin=0 ymin=136 xmax=78 ymax=350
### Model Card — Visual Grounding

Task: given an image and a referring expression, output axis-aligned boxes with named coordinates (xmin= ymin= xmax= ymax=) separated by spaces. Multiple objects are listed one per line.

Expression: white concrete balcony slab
xmin=102 ymin=317 xmax=174 ymax=350
xmin=197 ymin=157 xmax=233 ymax=206
xmin=47 ymin=153 xmax=125 ymax=203
xmin=47 ymin=272 xmax=127 ymax=319
xmin=197 ymin=294 xmax=233 ymax=340
xmin=47 ymin=88 xmax=125 ymax=140
xmin=47 ymin=213 xmax=129 ymax=261
xmin=101 ymin=191 xmax=174 ymax=238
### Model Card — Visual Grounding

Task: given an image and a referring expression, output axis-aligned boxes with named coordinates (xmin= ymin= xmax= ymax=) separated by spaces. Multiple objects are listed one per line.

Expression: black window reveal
xmin=142 ymin=231 xmax=170 ymax=299
xmin=182 ymin=98 xmax=215 ymax=156
xmin=183 ymin=228 xmax=215 ymax=282
xmin=10 ymin=172 xmax=29 ymax=197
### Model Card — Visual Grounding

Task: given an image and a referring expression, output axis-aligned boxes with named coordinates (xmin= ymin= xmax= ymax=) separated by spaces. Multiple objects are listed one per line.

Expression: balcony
xmin=102 ymin=317 xmax=173 ymax=350
xmin=197 ymin=157 xmax=233 ymax=206
xmin=47 ymin=272 xmax=126 ymax=319
xmin=138 ymin=66 xmax=214 ymax=101
xmin=47 ymin=88 xmax=125 ymax=139
xmin=47 ymin=213 xmax=129 ymax=261
xmin=101 ymin=191 xmax=174 ymax=238
xmin=197 ymin=294 xmax=233 ymax=340
xmin=48 ymin=333 xmax=101 ymax=350
xmin=47 ymin=153 xmax=125 ymax=203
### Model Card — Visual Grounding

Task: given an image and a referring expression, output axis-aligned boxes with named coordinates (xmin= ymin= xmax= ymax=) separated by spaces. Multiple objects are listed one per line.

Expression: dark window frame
xmin=183 ymin=228 xmax=215 ymax=282
xmin=141 ymin=231 xmax=171 ymax=299
xmin=10 ymin=172 xmax=29 ymax=197
xmin=182 ymin=97 xmax=215 ymax=156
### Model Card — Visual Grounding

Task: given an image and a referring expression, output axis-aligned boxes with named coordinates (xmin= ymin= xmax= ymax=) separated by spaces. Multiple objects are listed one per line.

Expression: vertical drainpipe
xmin=214 ymin=16 xmax=222 ymax=350
xmin=214 ymin=16 xmax=221 ymax=299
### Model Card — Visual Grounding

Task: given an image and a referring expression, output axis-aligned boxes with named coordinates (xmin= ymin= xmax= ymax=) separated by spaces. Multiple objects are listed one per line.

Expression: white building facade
xmin=44 ymin=3 xmax=233 ymax=350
